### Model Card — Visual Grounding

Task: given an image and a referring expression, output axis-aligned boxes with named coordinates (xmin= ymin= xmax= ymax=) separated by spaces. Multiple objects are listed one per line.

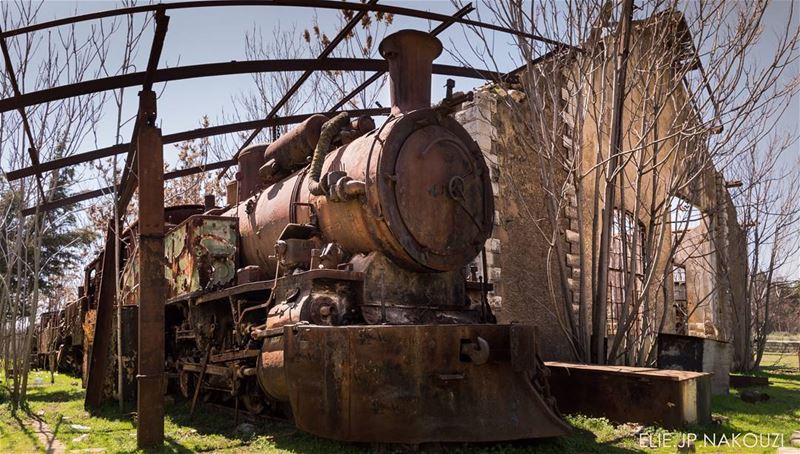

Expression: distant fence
xmin=764 ymin=339 xmax=800 ymax=353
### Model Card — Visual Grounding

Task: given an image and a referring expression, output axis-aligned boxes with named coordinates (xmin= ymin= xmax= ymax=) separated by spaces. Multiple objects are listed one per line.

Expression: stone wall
xmin=452 ymin=13 xmax=749 ymax=364
xmin=455 ymin=91 xmax=504 ymax=316
xmin=456 ymin=88 xmax=577 ymax=360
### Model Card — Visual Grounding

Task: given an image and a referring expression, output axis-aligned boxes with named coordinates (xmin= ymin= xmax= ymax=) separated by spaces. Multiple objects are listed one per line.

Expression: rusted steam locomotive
xmin=63 ymin=30 xmax=571 ymax=443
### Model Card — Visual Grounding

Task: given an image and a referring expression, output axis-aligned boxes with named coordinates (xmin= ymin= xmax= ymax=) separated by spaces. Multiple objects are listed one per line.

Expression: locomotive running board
xmin=281 ymin=324 xmax=571 ymax=443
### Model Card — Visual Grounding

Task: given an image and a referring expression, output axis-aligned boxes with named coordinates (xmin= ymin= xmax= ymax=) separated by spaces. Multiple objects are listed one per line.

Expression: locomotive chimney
xmin=379 ymin=30 xmax=442 ymax=115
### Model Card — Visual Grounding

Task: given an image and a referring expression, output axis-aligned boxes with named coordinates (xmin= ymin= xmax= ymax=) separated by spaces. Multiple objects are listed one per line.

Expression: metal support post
xmin=135 ymin=89 xmax=165 ymax=449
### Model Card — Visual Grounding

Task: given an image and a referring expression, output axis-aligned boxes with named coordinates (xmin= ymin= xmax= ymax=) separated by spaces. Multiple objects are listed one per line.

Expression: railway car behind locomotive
xmin=86 ymin=29 xmax=570 ymax=443
xmin=32 ymin=297 xmax=84 ymax=375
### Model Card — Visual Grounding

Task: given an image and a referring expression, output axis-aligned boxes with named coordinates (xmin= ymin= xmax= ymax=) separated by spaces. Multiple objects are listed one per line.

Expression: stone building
xmin=456 ymin=11 xmax=750 ymax=367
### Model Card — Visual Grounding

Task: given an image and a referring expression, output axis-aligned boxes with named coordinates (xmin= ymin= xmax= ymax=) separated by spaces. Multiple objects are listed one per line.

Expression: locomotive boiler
xmin=90 ymin=29 xmax=569 ymax=443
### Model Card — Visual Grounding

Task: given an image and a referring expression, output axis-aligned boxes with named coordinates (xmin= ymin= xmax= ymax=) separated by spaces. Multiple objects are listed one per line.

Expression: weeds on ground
xmin=0 ymin=365 xmax=798 ymax=453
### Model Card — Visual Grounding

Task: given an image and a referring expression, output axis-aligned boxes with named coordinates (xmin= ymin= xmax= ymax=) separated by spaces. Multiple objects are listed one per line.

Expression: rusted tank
xmin=164 ymin=215 xmax=238 ymax=299
xmin=259 ymin=114 xmax=328 ymax=186
xmin=236 ymin=144 xmax=267 ymax=201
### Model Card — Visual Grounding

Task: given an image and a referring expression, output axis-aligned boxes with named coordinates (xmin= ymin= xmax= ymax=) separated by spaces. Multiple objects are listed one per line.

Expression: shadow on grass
xmin=26 ymin=388 xmax=84 ymax=403
xmin=9 ymin=410 xmax=43 ymax=451
xmin=148 ymin=399 xmax=642 ymax=454
xmin=159 ymin=399 xmax=305 ymax=453
xmin=758 ymin=369 xmax=800 ymax=382
xmin=25 ymin=412 xmax=65 ymax=454
xmin=435 ymin=427 xmax=643 ymax=454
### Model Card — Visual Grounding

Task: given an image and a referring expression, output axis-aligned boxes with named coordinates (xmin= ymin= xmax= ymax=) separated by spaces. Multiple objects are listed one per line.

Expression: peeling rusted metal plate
xmin=282 ymin=324 xmax=570 ymax=443
xmin=164 ymin=215 xmax=239 ymax=299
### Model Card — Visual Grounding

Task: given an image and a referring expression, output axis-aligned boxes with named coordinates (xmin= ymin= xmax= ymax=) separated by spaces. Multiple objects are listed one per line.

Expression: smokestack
xmin=379 ymin=30 xmax=442 ymax=115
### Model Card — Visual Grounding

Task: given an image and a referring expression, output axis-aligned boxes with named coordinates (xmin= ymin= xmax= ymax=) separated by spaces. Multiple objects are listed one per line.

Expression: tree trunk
xmin=19 ymin=205 xmax=43 ymax=403
xmin=592 ymin=0 xmax=634 ymax=364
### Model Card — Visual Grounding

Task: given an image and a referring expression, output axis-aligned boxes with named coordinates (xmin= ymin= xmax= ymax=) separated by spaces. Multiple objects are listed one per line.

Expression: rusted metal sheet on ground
xmin=281 ymin=324 xmax=570 ymax=443
xmin=545 ymin=361 xmax=712 ymax=428
xmin=136 ymin=89 xmax=166 ymax=448
xmin=164 ymin=215 xmax=238 ymax=299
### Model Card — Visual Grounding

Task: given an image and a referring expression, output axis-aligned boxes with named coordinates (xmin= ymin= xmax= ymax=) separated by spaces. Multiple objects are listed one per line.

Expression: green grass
xmin=761 ymin=351 xmax=799 ymax=369
xmin=0 ymin=380 xmax=42 ymax=453
xmin=1 ymin=364 xmax=798 ymax=453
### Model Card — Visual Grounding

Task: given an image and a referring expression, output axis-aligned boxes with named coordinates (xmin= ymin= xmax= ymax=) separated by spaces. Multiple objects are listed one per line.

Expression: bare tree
xmin=0 ymin=0 xmax=111 ymax=407
xmin=452 ymin=0 xmax=800 ymax=367
xmin=736 ymin=139 xmax=800 ymax=369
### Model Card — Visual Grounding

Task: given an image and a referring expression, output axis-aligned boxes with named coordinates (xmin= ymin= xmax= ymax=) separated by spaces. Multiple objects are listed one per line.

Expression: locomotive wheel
xmin=178 ymin=369 xmax=211 ymax=403
xmin=240 ymin=383 xmax=265 ymax=414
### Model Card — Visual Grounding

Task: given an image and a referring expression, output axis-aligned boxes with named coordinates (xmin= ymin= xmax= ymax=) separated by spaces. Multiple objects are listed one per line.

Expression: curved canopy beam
xmin=6 ymin=107 xmax=391 ymax=182
xmin=0 ymin=0 xmax=570 ymax=48
xmin=0 ymin=59 xmax=503 ymax=113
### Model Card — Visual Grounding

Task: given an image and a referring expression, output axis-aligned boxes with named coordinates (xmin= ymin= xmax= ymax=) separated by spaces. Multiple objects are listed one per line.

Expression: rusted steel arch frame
xmin=20 ymin=159 xmax=234 ymax=217
xmin=83 ymin=10 xmax=170 ymax=412
xmin=18 ymin=107 xmax=391 ymax=216
xmin=0 ymin=59 xmax=503 ymax=114
xmin=7 ymin=107 xmax=389 ymax=182
xmin=0 ymin=25 xmax=46 ymax=199
xmin=116 ymin=10 xmax=170 ymax=214
xmin=219 ymin=2 xmax=476 ymax=178
xmin=0 ymin=0 xmax=569 ymax=48
xmin=234 ymin=0 xmax=380 ymax=155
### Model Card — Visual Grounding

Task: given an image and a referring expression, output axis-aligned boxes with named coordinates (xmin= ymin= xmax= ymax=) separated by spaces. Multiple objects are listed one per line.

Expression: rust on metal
xmin=259 ymin=114 xmax=328 ymax=187
xmin=8 ymin=107 xmax=388 ymax=184
xmin=281 ymin=324 xmax=570 ymax=442
xmin=379 ymin=30 xmax=442 ymax=115
xmin=0 ymin=1 xmax=570 ymax=49
xmin=0 ymin=59 xmax=503 ymax=115
xmin=164 ymin=215 xmax=239 ymax=299
xmin=45 ymin=20 xmax=573 ymax=445
xmin=230 ymin=111 xmax=493 ymax=273
xmin=84 ymin=226 xmax=118 ymax=409
xmin=546 ymin=361 xmax=712 ymax=428
xmin=135 ymin=89 xmax=166 ymax=448
xmin=189 ymin=346 xmax=212 ymax=417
